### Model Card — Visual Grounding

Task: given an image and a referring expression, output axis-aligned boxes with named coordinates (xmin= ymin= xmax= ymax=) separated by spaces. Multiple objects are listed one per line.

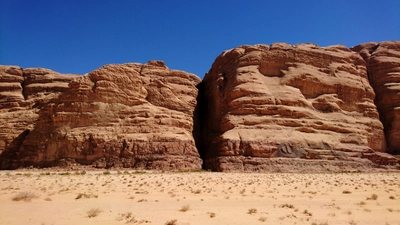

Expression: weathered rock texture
xmin=200 ymin=43 xmax=398 ymax=171
xmin=0 ymin=66 xmax=77 ymax=168
xmin=1 ymin=42 xmax=399 ymax=171
xmin=352 ymin=41 xmax=400 ymax=154
xmin=0 ymin=61 xmax=202 ymax=170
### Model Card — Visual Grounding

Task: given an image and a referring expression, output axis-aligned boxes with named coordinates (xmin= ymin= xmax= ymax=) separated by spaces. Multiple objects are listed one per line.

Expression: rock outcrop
xmin=352 ymin=41 xmax=400 ymax=154
xmin=1 ymin=42 xmax=399 ymax=171
xmin=0 ymin=61 xmax=202 ymax=170
xmin=200 ymin=43 xmax=397 ymax=171
xmin=0 ymin=66 xmax=77 ymax=168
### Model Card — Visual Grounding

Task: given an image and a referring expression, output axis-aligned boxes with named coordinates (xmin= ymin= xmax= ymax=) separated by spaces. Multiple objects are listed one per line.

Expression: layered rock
xmin=352 ymin=41 xmax=400 ymax=154
xmin=0 ymin=66 xmax=77 ymax=167
xmin=0 ymin=61 xmax=202 ymax=170
xmin=1 ymin=42 xmax=399 ymax=172
xmin=201 ymin=43 xmax=396 ymax=171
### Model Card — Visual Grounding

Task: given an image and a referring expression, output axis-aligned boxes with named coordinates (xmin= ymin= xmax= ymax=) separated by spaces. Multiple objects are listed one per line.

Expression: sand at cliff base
xmin=0 ymin=170 xmax=399 ymax=225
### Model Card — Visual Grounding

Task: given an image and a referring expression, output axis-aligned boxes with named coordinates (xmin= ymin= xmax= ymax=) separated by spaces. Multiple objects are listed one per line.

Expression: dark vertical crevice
xmin=193 ymin=81 xmax=207 ymax=169
xmin=356 ymin=43 xmax=391 ymax=153
xmin=21 ymin=69 xmax=28 ymax=101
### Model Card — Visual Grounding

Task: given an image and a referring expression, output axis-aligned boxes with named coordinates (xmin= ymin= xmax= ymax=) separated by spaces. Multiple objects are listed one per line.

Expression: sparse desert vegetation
xmin=0 ymin=170 xmax=399 ymax=225
xmin=12 ymin=191 xmax=38 ymax=201
xmin=87 ymin=208 xmax=102 ymax=218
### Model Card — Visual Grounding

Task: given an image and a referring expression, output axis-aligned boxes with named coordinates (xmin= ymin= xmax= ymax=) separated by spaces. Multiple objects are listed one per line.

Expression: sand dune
xmin=0 ymin=170 xmax=399 ymax=225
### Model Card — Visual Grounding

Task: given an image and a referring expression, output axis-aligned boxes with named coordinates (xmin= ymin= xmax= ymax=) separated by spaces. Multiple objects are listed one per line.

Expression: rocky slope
xmin=200 ymin=43 xmax=397 ymax=171
xmin=352 ymin=41 xmax=400 ymax=155
xmin=0 ymin=42 xmax=399 ymax=171
xmin=0 ymin=61 xmax=202 ymax=170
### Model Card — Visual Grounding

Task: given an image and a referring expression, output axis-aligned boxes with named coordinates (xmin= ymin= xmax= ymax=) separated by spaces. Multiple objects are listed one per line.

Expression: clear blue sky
xmin=1 ymin=0 xmax=399 ymax=78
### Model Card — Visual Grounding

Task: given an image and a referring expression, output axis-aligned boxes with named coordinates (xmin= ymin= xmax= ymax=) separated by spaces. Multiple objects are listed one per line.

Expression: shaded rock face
xmin=352 ymin=41 xmax=400 ymax=154
xmin=200 ymin=43 xmax=396 ymax=171
xmin=0 ymin=61 xmax=202 ymax=170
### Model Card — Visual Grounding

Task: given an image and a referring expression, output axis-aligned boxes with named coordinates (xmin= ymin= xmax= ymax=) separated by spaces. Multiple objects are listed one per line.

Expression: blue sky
xmin=1 ymin=0 xmax=399 ymax=78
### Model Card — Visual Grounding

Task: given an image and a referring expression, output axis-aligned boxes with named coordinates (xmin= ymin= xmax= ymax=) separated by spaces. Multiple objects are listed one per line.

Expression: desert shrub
xmin=87 ymin=208 xmax=102 ymax=218
xmin=248 ymin=208 xmax=257 ymax=214
xmin=367 ymin=194 xmax=378 ymax=200
xmin=258 ymin=216 xmax=267 ymax=222
xmin=165 ymin=219 xmax=178 ymax=225
xmin=12 ymin=192 xmax=37 ymax=201
xmin=179 ymin=204 xmax=190 ymax=212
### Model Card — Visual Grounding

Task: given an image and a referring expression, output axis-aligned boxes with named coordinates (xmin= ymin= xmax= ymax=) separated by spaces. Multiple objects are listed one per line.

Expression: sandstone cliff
xmin=200 ymin=43 xmax=397 ymax=171
xmin=352 ymin=41 xmax=400 ymax=154
xmin=1 ymin=42 xmax=399 ymax=171
xmin=0 ymin=61 xmax=202 ymax=170
xmin=0 ymin=66 xmax=77 ymax=168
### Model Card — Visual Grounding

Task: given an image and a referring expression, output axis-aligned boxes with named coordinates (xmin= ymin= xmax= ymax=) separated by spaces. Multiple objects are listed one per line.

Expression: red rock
xmin=1 ymin=42 xmax=399 ymax=171
xmin=201 ymin=43 xmax=395 ymax=171
xmin=352 ymin=41 xmax=400 ymax=154
xmin=1 ymin=61 xmax=202 ymax=170
xmin=0 ymin=66 xmax=78 ymax=168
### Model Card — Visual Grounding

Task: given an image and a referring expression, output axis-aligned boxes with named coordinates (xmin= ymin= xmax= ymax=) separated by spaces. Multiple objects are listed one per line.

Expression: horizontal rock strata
xmin=201 ymin=43 xmax=397 ymax=171
xmin=352 ymin=41 xmax=400 ymax=154
xmin=0 ymin=61 xmax=202 ymax=170
xmin=1 ymin=42 xmax=399 ymax=171
xmin=0 ymin=66 xmax=77 ymax=168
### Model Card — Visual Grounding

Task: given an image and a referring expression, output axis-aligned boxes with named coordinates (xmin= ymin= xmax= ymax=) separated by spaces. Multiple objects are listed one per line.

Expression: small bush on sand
xmin=248 ymin=208 xmax=257 ymax=214
xmin=12 ymin=192 xmax=37 ymax=201
xmin=179 ymin=204 xmax=190 ymax=212
xmin=87 ymin=208 xmax=102 ymax=218
xmin=258 ymin=216 xmax=267 ymax=222
xmin=366 ymin=194 xmax=378 ymax=200
xmin=165 ymin=219 xmax=178 ymax=225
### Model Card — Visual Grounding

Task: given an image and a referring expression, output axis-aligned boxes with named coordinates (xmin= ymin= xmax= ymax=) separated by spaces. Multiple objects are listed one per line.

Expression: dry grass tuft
xmin=247 ymin=208 xmax=257 ymax=214
xmin=87 ymin=208 xmax=102 ymax=218
xmin=280 ymin=203 xmax=294 ymax=209
xmin=12 ymin=192 xmax=38 ymax=201
xmin=179 ymin=204 xmax=190 ymax=212
xmin=75 ymin=193 xmax=98 ymax=200
xmin=258 ymin=216 xmax=267 ymax=222
xmin=349 ymin=220 xmax=357 ymax=225
xmin=207 ymin=212 xmax=216 ymax=218
xmin=303 ymin=209 xmax=313 ymax=216
xmin=165 ymin=219 xmax=178 ymax=225
xmin=366 ymin=194 xmax=378 ymax=200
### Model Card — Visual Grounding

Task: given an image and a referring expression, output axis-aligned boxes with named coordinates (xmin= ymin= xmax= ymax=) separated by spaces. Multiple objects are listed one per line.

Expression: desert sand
xmin=0 ymin=170 xmax=399 ymax=225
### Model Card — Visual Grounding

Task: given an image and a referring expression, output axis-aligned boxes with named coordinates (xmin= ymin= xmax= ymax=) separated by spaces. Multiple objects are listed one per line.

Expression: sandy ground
xmin=0 ymin=170 xmax=399 ymax=225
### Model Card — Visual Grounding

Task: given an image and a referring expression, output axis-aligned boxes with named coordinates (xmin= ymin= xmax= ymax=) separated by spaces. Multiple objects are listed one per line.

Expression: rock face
xmin=1 ymin=42 xmax=399 ymax=171
xmin=0 ymin=66 xmax=77 ymax=168
xmin=200 ymin=43 xmax=397 ymax=171
xmin=352 ymin=41 xmax=400 ymax=154
xmin=0 ymin=61 xmax=202 ymax=170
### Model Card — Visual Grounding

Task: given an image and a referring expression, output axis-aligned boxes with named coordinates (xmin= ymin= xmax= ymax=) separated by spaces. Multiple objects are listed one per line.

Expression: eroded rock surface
xmin=352 ymin=41 xmax=400 ymax=154
xmin=0 ymin=66 xmax=77 ymax=168
xmin=1 ymin=42 xmax=399 ymax=171
xmin=201 ymin=43 xmax=397 ymax=171
xmin=0 ymin=61 xmax=202 ymax=170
